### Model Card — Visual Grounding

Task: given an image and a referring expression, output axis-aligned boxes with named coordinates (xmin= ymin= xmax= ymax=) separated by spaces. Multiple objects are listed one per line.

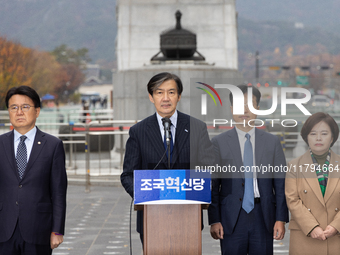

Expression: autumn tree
xmin=0 ymin=37 xmax=33 ymax=108
xmin=0 ymin=36 xmax=79 ymax=109
xmin=51 ymin=44 xmax=91 ymax=68
xmin=50 ymin=44 xmax=90 ymax=101
xmin=53 ymin=63 xmax=85 ymax=102
xmin=27 ymin=50 xmax=67 ymax=97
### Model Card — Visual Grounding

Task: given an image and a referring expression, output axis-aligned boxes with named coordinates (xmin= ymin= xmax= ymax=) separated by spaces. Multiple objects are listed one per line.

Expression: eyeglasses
xmin=9 ymin=104 xmax=35 ymax=113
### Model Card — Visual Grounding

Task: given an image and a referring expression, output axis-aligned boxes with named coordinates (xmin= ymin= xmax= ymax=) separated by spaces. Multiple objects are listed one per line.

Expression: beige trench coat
xmin=285 ymin=150 xmax=340 ymax=255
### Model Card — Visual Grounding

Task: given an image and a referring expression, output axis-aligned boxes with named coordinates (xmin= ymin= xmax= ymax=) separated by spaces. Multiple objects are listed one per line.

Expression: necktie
xmin=242 ymin=133 xmax=254 ymax=213
xmin=16 ymin=135 xmax=28 ymax=179
xmin=163 ymin=129 xmax=174 ymax=163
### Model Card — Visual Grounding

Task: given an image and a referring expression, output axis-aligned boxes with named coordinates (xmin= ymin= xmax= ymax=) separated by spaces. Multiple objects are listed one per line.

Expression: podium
xmin=134 ymin=169 xmax=210 ymax=255
xmin=143 ymin=204 xmax=202 ymax=254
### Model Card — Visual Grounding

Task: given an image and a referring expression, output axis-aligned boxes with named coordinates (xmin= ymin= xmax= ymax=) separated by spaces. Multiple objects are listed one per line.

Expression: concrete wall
xmin=113 ymin=66 xmax=243 ymax=121
xmin=116 ymin=0 xmax=238 ymax=71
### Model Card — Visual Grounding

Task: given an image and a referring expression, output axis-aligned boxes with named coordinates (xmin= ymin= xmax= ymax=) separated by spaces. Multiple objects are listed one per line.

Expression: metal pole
xmin=119 ymin=126 xmax=124 ymax=169
xmin=68 ymin=124 xmax=73 ymax=169
xmin=255 ymin=51 xmax=259 ymax=83
xmin=98 ymin=130 xmax=101 ymax=175
xmin=85 ymin=123 xmax=90 ymax=193
xmin=108 ymin=132 xmax=112 ymax=174
xmin=167 ymin=145 xmax=170 ymax=169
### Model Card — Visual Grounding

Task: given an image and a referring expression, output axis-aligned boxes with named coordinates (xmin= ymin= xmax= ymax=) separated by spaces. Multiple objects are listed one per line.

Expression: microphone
xmin=162 ymin=117 xmax=172 ymax=169
xmin=162 ymin=117 xmax=171 ymax=147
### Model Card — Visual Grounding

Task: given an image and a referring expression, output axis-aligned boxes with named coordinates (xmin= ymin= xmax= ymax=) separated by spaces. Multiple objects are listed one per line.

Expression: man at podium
xmin=208 ymin=85 xmax=289 ymax=255
xmin=120 ymin=72 xmax=214 ymax=243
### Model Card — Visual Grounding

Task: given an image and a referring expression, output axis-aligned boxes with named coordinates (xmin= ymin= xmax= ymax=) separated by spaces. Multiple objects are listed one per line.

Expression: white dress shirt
xmin=235 ymin=126 xmax=260 ymax=198
xmin=156 ymin=110 xmax=178 ymax=145
xmin=14 ymin=126 xmax=37 ymax=162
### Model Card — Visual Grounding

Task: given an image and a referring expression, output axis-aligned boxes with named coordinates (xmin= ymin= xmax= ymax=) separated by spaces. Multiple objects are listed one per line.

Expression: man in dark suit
xmin=0 ymin=86 xmax=67 ymax=254
xmin=120 ymin=72 xmax=213 ymax=241
xmin=208 ymin=85 xmax=289 ymax=255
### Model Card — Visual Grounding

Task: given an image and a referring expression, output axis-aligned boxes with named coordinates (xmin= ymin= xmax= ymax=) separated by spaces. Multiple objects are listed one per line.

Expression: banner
xmin=134 ymin=169 xmax=211 ymax=205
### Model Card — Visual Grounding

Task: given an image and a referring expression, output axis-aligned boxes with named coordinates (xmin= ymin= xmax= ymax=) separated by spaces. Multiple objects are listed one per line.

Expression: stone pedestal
xmin=116 ymin=0 xmax=238 ymax=71
xmin=113 ymin=64 xmax=243 ymax=121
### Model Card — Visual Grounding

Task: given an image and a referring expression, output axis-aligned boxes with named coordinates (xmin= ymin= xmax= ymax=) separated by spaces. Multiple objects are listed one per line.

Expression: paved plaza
xmin=53 ymin=184 xmax=289 ymax=255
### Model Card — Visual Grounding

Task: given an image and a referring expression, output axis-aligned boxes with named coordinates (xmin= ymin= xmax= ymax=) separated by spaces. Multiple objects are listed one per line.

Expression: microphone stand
xmin=166 ymin=136 xmax=170 ymax=169
xmin=162 ymin=117 xmax=172 ymax=169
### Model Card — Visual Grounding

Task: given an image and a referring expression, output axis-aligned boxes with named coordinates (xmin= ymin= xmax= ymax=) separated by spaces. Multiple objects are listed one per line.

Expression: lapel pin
xmin=185 ymin=129 xmax=188 ymax=132
xmin=38 ymin=141 xmax=41 ymax=145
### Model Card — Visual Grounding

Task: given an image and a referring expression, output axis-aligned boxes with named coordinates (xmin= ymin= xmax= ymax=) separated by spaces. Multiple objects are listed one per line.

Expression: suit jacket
xmin=285 ymin=150 xmax=340 ymax=255
xmin=120 ymin=111 xmax=214 ymax=233
xmin=208 ymin=127 xmax=289 ymax=235
xmin=0 ymin=128 xmax=67 ymax=245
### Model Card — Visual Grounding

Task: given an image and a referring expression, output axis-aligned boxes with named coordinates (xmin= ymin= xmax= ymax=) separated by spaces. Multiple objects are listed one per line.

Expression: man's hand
xmin=273 ymin=221 xmax=285 ymax=240
xmin=210 ymin=222 xmax=224 ymax=240
xmin=50 ymin=233 xmax=63 ymax=249
xmin=310 ymin=226 xmax=326 ymax=241
xmin=324 ymin=225 xmax=338 ymax=239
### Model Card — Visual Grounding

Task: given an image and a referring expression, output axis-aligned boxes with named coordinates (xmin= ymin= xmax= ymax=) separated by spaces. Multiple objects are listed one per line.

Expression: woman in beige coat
xmin=286 ymin=112 xmax=340 ymax=255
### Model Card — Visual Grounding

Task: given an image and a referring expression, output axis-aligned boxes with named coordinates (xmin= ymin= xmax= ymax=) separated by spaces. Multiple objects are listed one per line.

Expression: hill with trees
xmin=236 ymin=0 xmax=340 ymax=37
xmin=0 ymin=0 xmax=117 ymax=63
xmin=0 ymin=0 xmax=340 ymax=78
xmin=0 ymin=37 xmax=87 ymax=108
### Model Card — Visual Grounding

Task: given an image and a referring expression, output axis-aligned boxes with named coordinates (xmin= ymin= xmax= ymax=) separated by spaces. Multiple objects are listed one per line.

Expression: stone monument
xmin=114 ymin=0 xmax=243 ymax=122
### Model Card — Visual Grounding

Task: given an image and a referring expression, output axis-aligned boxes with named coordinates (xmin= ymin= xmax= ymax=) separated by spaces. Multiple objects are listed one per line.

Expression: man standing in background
xmin=208 ymin=84 xmax=288 ymax=255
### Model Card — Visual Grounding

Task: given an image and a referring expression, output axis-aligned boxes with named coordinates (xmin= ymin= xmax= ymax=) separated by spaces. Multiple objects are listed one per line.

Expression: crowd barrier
xmin=2 ymin=108 xmax=340 ymax=188
xmin=0 ymin=120 xmax=304 ymax=187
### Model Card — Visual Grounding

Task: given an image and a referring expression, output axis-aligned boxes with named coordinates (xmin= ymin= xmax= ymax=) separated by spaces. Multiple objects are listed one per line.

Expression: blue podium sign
xmin=134 ymin=169 xmax=211 ymax=205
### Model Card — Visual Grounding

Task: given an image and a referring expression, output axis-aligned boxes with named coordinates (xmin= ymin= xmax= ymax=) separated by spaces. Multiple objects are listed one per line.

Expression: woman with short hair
xmin=285 ymin=112 xmax=340 ymax=255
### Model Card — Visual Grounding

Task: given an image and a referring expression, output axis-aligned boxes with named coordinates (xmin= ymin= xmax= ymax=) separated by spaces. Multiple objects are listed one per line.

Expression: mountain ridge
xmin=0 ymin=0 xmax=339 ymax=66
